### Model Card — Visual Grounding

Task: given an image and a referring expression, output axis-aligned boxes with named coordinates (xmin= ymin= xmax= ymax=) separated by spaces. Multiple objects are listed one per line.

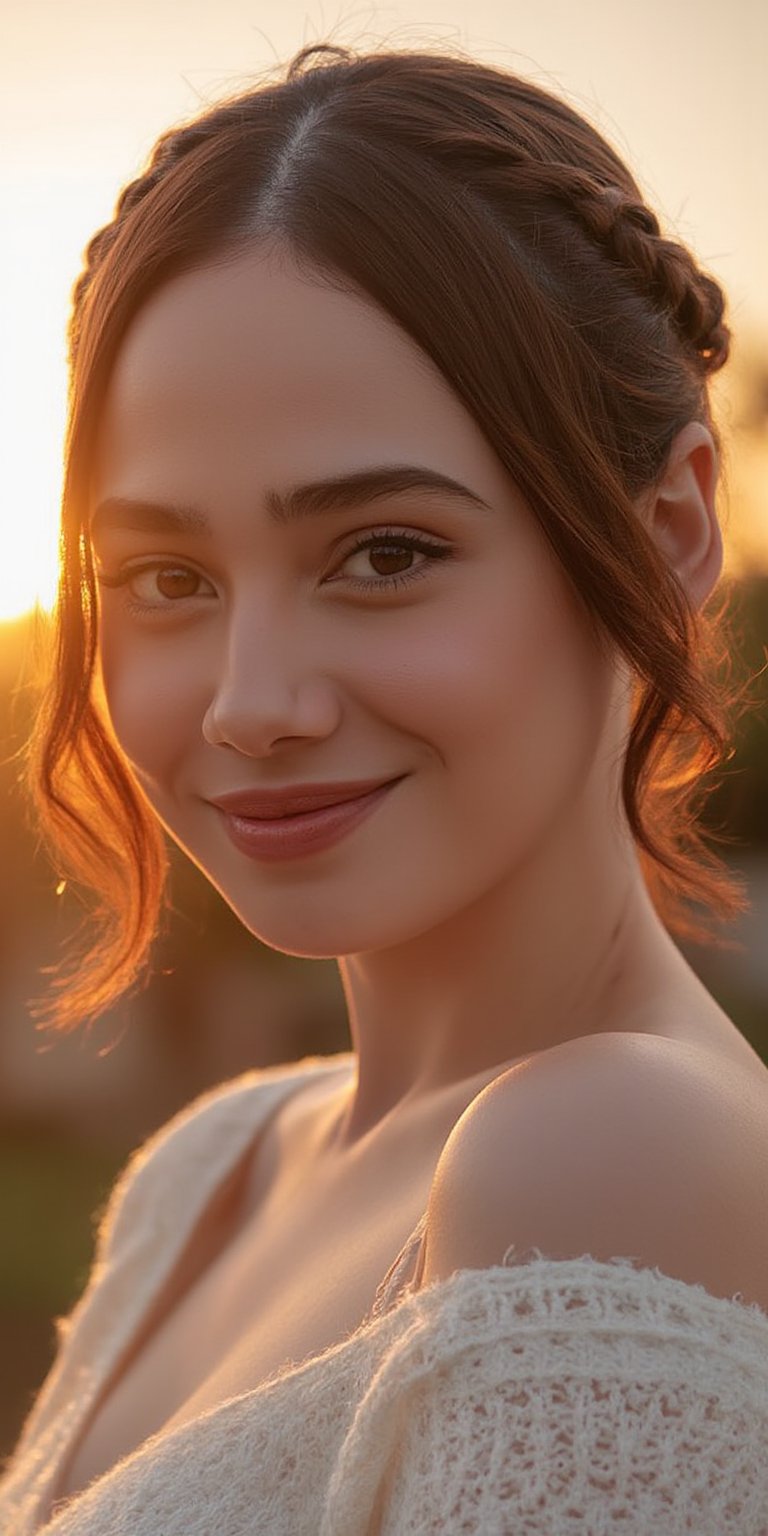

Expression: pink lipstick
xmin=210 ymin=776 xmax=405 ymax=862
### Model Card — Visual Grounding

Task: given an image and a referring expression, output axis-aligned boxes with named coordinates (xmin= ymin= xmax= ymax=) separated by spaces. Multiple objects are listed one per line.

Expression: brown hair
xmin=27 ymin=39 xmax=755 ymax=1031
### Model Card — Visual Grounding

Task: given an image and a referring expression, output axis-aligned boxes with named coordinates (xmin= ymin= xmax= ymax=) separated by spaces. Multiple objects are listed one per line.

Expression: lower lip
xmin=215 ymin=779 xmax=403 ymax=863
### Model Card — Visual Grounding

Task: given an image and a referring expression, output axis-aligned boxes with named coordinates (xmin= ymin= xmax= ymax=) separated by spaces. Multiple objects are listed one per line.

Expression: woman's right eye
xmin=96 ymin=561 xmax=216 ymax=613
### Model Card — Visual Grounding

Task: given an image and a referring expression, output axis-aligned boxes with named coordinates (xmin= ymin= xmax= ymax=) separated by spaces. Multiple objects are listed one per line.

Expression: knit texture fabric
xmin=1 ymin=1054 xmax=767 ymax=1536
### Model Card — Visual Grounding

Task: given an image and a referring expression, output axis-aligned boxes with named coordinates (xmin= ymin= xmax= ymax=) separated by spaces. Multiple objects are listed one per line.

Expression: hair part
xmin=26 ymin=40 xmax=756 ymax=1031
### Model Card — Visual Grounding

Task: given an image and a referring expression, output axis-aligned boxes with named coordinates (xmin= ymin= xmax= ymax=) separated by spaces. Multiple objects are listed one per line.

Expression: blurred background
xmin=1 ymin=0 xmax=767 ymax=1464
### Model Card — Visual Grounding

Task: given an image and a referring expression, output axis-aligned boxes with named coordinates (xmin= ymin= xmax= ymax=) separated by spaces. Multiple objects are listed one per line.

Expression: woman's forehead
xmin=92 ymin=252 xmax=516 ymax=517
xmin=102 ymin=252 xmax=445 ymax=413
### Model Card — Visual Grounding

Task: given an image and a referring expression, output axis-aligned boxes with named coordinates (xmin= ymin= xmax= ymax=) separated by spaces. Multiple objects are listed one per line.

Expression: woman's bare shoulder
xmin=420 ymin=1021 xmax=768 ymax=1313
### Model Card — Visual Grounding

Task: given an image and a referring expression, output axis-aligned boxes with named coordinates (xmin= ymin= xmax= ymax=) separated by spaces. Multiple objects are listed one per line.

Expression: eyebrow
xmin=89 ymin=464 xmax=494 ymax=539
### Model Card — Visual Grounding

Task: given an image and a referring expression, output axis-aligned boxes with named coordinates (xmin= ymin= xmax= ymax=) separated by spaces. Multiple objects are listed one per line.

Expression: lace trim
xmin=367 ymin=1210 xmax=429 ymax=1321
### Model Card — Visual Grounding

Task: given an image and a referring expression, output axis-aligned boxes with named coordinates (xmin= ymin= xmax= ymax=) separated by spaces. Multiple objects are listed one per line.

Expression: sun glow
xmin=0 ymin=179 xmax=113 ymax=622
xmin=1 ymin=351 xmax=63 ymax=619
xmin=0 ymin=426 xmax=61 ymax=620
xmin=1 ymin=207 xmax=67 ymax=619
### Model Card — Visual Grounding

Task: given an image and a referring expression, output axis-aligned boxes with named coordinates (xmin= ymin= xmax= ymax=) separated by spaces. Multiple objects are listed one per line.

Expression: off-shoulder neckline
xmin=32 ymin=1051 xmax=768 ymax=1532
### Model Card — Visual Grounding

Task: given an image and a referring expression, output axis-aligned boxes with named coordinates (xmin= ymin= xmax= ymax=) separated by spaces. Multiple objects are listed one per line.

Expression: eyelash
xmin=95 ymin=527 xmax=454 ymax=615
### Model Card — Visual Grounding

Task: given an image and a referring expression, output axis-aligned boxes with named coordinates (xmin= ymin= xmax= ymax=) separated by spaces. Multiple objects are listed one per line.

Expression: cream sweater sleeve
xmin=4 ymin=1068 xmax=276 ymax=1471
xmin=0 ymin=1057 xmax=345 ymax=1534
xmin=320 ymin=1254 xmax=768 ymax=1536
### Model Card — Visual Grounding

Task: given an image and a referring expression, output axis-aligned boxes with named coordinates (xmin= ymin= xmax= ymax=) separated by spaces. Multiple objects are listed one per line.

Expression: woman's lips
xmin=215 ymin=778 xmax=402 ymax=862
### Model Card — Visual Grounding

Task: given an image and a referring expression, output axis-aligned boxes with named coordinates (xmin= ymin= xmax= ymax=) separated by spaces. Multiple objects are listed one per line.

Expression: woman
xmin=2 ymin=39 xmax=768 ymax=1535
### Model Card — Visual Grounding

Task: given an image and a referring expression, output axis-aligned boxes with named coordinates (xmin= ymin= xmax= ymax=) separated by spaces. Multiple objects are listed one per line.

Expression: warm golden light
xmin=0 ymin=290 xmax=62 ymax=617
xmin=0 ymin=433 xmax=61 ymax=619
xmin=0 ymin=180 xmax=115 ymax=621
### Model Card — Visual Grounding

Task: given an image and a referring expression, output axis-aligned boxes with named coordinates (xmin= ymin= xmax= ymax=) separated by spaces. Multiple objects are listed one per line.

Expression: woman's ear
xmin=642 ymin=421 xmax=723 ymax=610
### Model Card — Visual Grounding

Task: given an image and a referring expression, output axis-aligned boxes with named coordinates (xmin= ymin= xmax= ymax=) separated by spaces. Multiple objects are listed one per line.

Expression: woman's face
xmin=90 ymin=246 xmax=628 ymax=957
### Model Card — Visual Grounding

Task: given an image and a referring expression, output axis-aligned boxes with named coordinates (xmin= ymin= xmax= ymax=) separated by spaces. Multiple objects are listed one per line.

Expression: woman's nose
xmin=201 ymin=608 xmax=341 ymax=755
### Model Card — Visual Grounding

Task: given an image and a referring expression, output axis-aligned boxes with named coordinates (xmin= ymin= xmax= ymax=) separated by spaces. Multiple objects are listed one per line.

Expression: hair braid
xmin=562 ymin=175 xmax=730 ymax=375
xmin=438 ymin=143 xmax=729 ymax=379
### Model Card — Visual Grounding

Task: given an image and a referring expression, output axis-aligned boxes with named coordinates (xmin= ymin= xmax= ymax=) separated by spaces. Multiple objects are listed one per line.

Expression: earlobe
xmin=646 ymin=421 xmax=723 ymax=611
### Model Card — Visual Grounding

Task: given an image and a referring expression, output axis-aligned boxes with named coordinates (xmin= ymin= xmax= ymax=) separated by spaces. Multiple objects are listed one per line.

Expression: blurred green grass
xmin=0 ymin=1129 xmax=126 ymax=1461
xmin=0 ymin=1130 xmax=125 ymax=1310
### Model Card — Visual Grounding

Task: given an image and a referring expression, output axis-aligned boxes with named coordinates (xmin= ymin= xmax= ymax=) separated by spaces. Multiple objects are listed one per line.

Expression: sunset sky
xmin=2 ymin=0 xmax=767 ymax=619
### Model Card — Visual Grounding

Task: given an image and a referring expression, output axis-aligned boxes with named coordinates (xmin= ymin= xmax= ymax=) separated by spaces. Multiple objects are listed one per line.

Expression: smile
xmin=214 ymin=778 xmax=404 ymax=862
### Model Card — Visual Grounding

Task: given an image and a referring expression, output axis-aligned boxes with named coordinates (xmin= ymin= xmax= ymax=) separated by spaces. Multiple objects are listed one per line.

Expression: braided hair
xmin=29 ymin=41 xmax=752 ymax=1030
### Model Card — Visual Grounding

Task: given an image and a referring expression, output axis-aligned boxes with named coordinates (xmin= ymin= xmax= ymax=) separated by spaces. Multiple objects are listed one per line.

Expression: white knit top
xmin=1 ymin=1051 xmax=767 ymax=1535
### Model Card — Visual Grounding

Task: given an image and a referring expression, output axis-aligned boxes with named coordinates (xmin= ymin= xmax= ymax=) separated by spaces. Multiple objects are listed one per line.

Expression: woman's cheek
xmin=97 ymin=623 xmax=203 ymax=785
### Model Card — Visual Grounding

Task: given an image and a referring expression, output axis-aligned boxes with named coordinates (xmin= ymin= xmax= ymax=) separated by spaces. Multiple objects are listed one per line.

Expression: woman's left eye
xmin=334 ymin=529 xmax=453 ymax=591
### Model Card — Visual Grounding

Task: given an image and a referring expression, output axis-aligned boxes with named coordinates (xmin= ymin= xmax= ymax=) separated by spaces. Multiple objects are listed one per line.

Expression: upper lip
xmin=208 ymin=776 xmax=404 ymax=820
